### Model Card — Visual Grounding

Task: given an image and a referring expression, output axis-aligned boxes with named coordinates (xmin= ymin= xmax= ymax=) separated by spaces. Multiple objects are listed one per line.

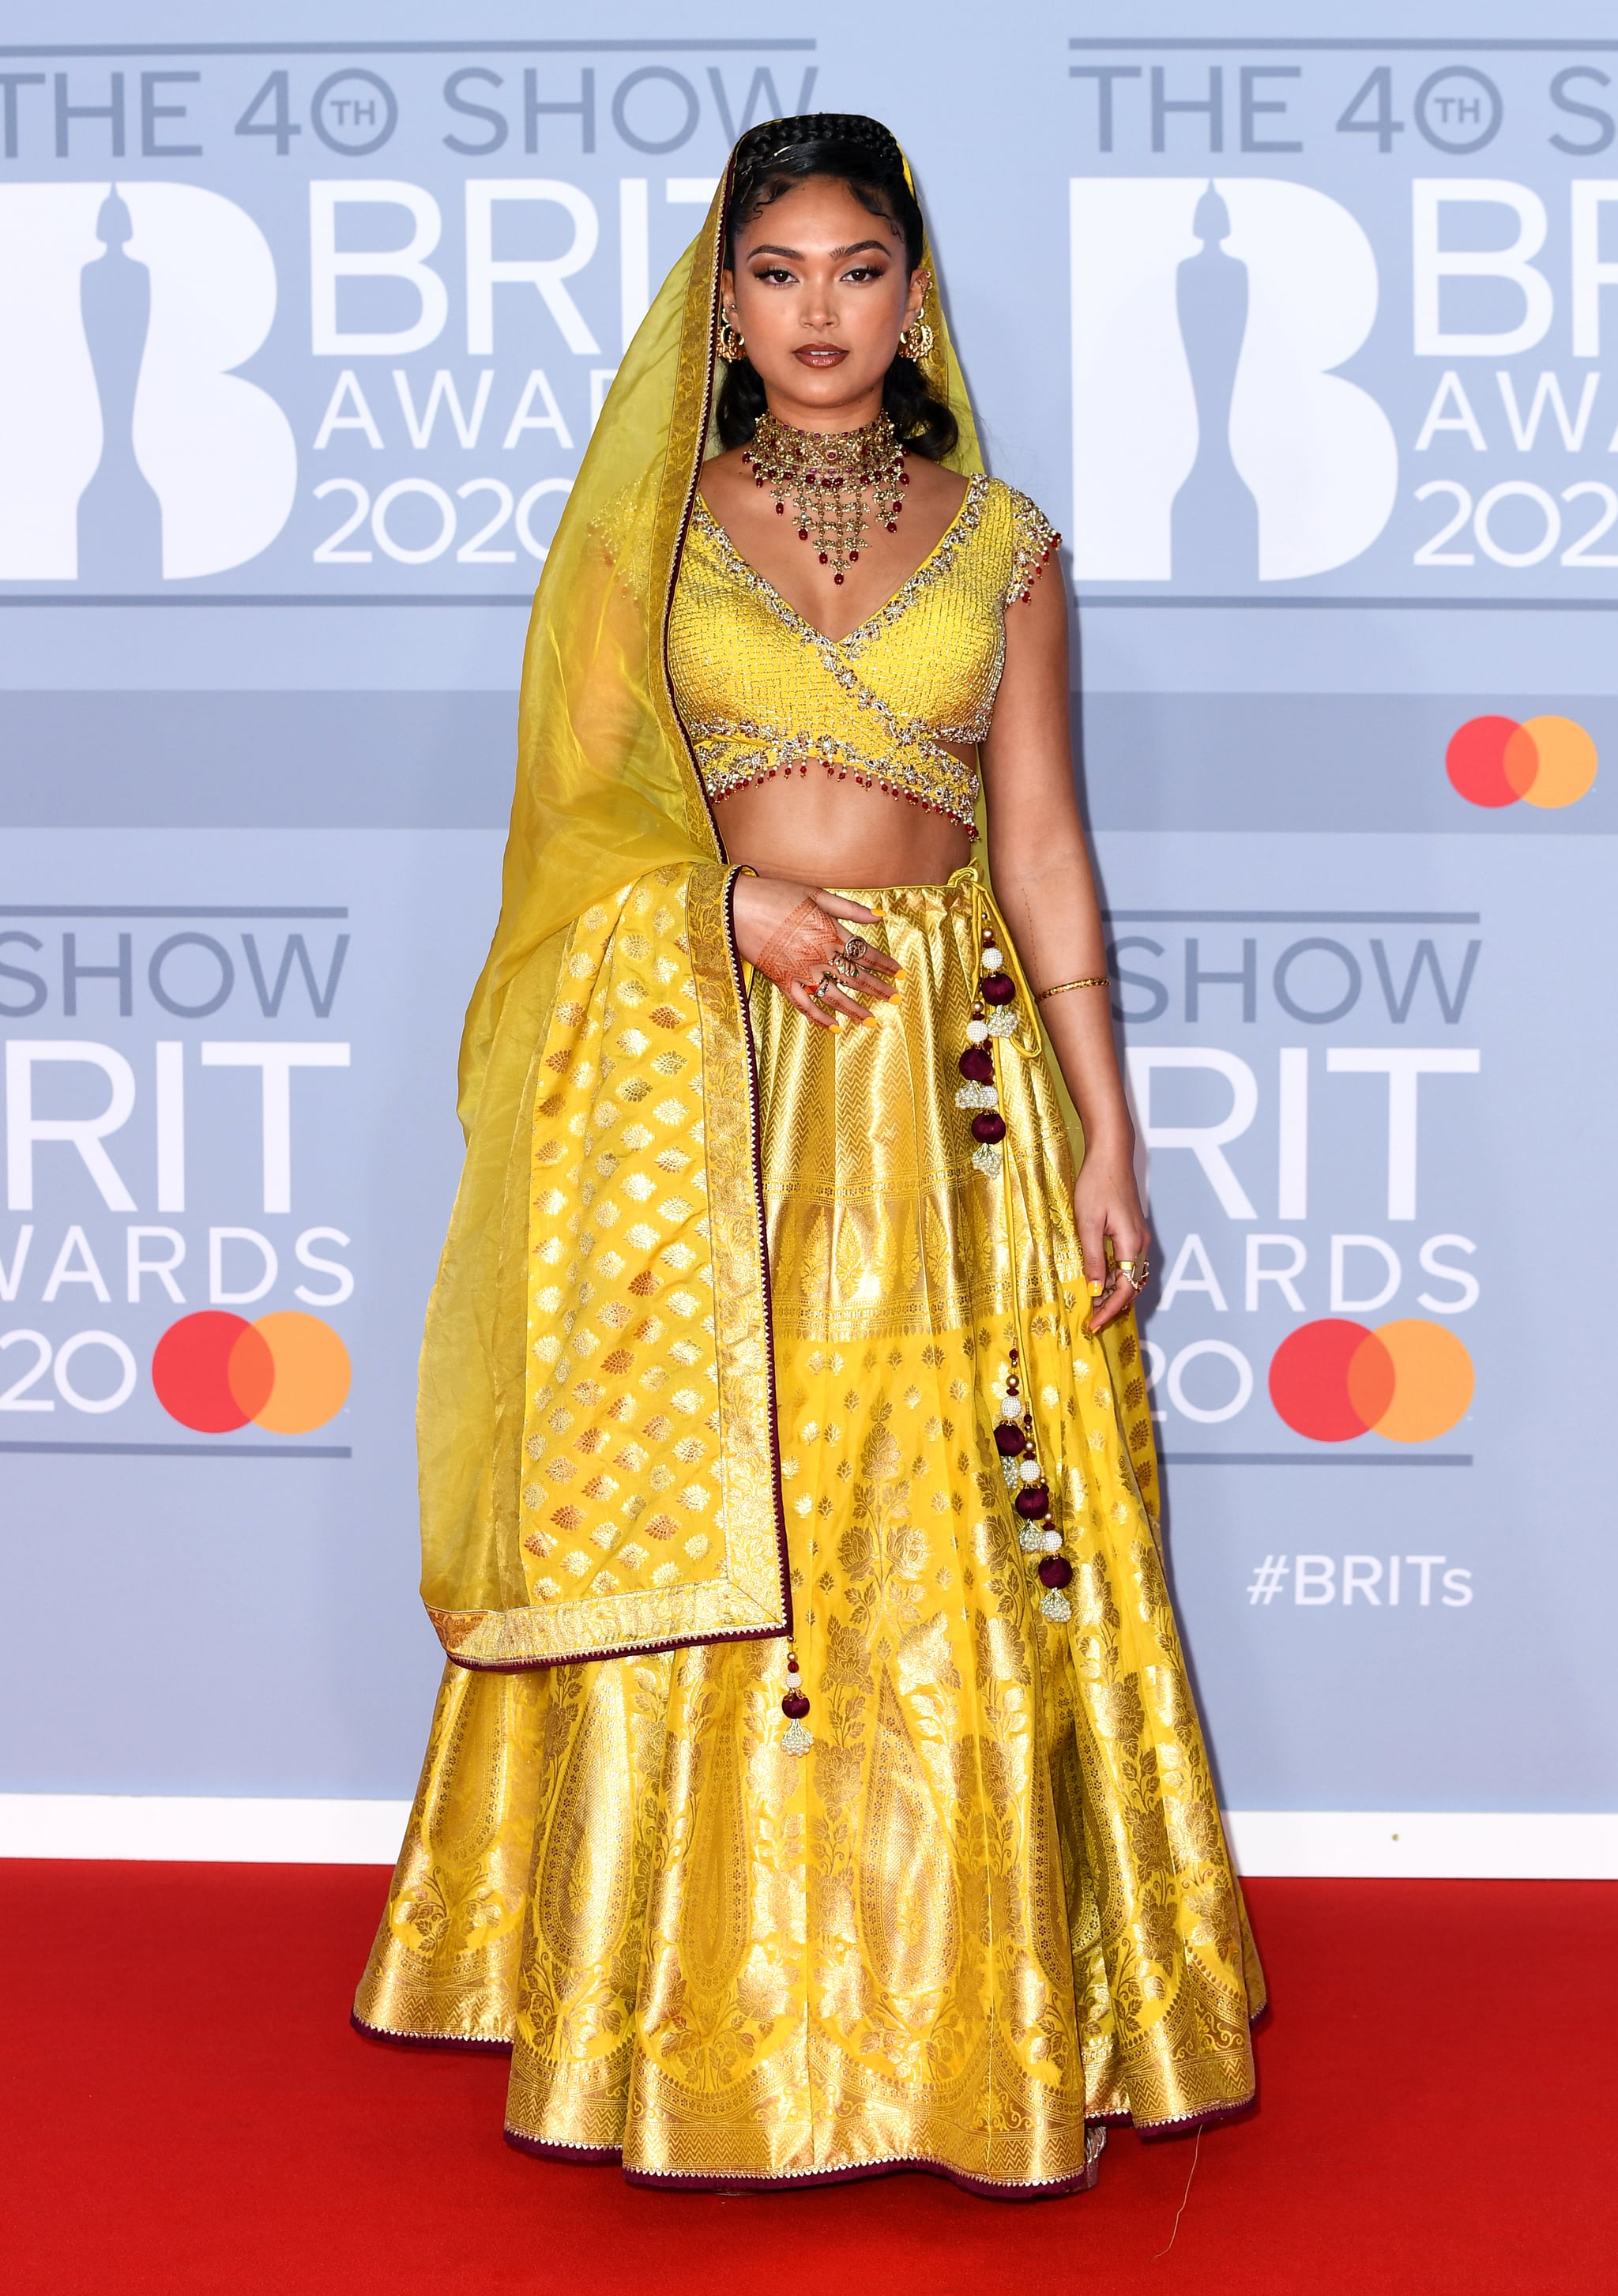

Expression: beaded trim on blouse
xmin=675 ymin=478 xmax=1060 ymax=837
xmin=686 ymin=723 xmax=980 ymax=826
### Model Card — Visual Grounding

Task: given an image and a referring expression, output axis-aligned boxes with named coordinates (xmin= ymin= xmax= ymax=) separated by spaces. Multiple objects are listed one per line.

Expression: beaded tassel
xmin=780 ymin=1647 xmax=812 ymax=1755
xmin=960 ymin=924 xmax=1014 ymax=1179
xmin=996 ymin=1349 xmax=1072 ymax=1623
xmin=964 ymin=920 xmax=1074 ymax=1623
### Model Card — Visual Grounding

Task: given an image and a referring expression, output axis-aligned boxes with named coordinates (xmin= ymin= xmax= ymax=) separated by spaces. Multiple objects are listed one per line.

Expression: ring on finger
xmin=841 ymin=935 xmax=867 ymax=965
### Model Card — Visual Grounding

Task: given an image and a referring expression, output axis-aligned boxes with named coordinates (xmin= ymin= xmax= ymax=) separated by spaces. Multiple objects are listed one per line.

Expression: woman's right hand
xmin=731 ymin=874 xmax=900 ymax=1029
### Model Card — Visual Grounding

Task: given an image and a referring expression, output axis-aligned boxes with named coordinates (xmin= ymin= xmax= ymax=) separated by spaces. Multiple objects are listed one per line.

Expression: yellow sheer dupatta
xmin=419 ymin=142 xmax=980 ymax=1669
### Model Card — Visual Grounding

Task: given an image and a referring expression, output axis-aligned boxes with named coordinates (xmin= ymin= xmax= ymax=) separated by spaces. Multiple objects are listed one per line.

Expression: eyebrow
xmin=745 ymin=239 xmax=894 ymax=261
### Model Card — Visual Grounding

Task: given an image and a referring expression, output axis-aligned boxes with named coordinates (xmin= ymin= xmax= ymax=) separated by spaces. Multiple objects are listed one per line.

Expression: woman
xmin=355 ymin=113 xmax=1263 ymax=2196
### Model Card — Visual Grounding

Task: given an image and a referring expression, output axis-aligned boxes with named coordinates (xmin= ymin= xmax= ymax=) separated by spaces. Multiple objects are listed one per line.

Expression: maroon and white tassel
xmin=781 ymin=1647 xmax=812 ymax=1755
xmin=958 ymin=924 xmax=1017 ymax=1176
xmin=998 ymin=1349 xmax=1073 ymax=1624
xmin=959 ymin=918 xmax=1071 ymax=1620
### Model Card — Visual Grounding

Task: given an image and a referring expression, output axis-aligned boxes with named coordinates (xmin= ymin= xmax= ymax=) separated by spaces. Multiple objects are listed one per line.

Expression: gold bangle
xmin=1035 ymin=975 xmax=1109 ymax=1002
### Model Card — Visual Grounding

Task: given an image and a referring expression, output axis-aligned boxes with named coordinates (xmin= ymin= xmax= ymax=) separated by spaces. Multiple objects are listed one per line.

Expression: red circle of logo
xmin=1268 ymin=1320 xmax=1389 ymax=1442
xmin=151 ymin=1312 xmax=273 ymax=1432
xmin=1445 ymin=715 xmax=1525 ymax=807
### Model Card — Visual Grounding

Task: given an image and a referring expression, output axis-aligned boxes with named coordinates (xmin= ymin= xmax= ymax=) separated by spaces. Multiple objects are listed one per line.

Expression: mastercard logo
xmin=1269 ymin=1318 xmax=1473 ymax=1445
xmin=1446 ymin=713 xmax=1597 ymax=810
xmin=152 ymin=1310 xmax=351 ymax=1435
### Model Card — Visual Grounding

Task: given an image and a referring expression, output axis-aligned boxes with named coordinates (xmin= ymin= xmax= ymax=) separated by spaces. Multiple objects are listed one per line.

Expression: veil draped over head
xmin=458 ymin=146 xmax=980 ymax=1128
xmin=418 ymin=130 xmax=981 ymax=1670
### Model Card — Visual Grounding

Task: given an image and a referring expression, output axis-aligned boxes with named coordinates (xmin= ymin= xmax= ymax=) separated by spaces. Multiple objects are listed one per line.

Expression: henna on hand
xmin=753 ymin=895 xmax=844 ymax=993
xmin=732 ymin=877 xmax=899 ymax=1028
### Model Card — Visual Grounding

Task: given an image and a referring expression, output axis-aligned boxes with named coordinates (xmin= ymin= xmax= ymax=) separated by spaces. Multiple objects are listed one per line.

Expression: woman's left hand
xmin=1073 ymin=1141 xmax=1150 ymax=1336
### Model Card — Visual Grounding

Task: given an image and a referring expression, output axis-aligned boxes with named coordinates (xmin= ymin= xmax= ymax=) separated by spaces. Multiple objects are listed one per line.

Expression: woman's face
xmin=722 ymin=174 xmax=925 ymax=429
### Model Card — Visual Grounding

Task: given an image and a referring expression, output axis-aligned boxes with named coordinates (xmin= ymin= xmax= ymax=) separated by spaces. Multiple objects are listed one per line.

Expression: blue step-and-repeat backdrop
xmin=2 ymin=0 xmax=1613 ymax=1824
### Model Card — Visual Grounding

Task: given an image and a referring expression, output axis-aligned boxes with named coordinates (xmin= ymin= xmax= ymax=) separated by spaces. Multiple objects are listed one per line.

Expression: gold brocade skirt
xmin=354 ymin=876 xmax=1264 ymax=2196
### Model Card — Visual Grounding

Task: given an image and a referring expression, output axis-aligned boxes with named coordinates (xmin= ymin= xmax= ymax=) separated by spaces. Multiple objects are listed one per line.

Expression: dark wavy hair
xmin=717 ymin=113 xmax=958 ymax=462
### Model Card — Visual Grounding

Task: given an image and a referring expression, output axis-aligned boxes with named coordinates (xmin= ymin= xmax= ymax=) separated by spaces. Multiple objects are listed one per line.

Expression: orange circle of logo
xmin=250 ymin=1311 xmax=352 ymax=1433
xmin=1514 ymin=714 xmax=1597 ymax=809
xmin=152 ymin=1310 xmax=351 ymax=1434
xmin=1447 ymin=713 xmax=1597 ymax=810
xmin=1364 ymin=1319 xmax=1474 ymax=1444
xmin=1270 ymin=1318 xmax=1473 ymax=1445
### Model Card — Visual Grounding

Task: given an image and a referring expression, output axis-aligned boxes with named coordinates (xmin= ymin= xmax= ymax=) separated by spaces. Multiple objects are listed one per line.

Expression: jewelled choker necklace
xmin=742 ymin=408 xmax=908 ymax=583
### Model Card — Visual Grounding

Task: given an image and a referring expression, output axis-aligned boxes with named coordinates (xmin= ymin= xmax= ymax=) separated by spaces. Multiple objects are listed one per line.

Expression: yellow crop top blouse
xmin=667 ymin=473 xmax=1059 ymax=838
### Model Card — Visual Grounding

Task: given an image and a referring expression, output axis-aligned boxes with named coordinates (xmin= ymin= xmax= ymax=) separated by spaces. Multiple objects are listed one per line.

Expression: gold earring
xmin=717 ymin=311 xmax=746 ymax=363
xmin=897 ymin=315 xmax=935 ymax=363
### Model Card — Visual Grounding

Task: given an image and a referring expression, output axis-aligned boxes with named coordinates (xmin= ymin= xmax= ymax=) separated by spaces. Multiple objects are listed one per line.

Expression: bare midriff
xmin=713 ymin=759 xmax=976 ymax=889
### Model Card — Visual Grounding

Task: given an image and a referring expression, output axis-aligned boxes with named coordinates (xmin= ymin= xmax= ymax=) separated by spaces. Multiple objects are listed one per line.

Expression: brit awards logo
xmin=1068 ymin=176 xmax=1398 ymax=585
xmin=0 ymin=181 xmax=296 ymax=582
xmin=1 ymin=914 xmax=355 ymax=1455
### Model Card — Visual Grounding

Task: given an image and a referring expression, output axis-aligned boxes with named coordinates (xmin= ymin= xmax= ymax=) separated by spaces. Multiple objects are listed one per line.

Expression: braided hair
xmin=717 ymin=113 xmax=958 ymax=462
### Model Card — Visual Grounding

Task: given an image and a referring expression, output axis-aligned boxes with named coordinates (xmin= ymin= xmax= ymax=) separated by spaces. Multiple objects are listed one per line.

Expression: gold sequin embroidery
xmin=669 ymin=479 xmax=1059 ymax=837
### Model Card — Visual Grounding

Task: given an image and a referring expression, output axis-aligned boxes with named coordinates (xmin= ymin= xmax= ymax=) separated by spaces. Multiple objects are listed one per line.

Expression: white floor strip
xmin=0 ymin=1796 xmax=1613 ymax=1876
xmin=0 ymin=1794 xmax=412 ymax=1865
xmin=1225 ymin=1809 xmax=1618 ymax=1880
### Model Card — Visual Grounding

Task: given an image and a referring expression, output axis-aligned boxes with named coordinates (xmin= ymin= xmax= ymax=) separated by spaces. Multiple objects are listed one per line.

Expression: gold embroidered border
xmin=1112 ymin=2044 xmax=1257 ymax=2131
xmin=430 ymin=1577 xmax=784 ymax=1670
xmin=508 ymin=2032 xmax=634 ymax=2154
xmin=506 ymin=2030 xmax=1096 ymax=2191
xmin=1003 ymin=484 xmax=1061 ymax=606
xmin=694 ymin=730 xmax=978 ymax=835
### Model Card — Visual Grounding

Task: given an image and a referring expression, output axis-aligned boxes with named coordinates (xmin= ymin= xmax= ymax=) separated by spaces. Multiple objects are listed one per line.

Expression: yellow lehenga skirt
xmin=355 ymin=876 xmax=1264 ymax=2196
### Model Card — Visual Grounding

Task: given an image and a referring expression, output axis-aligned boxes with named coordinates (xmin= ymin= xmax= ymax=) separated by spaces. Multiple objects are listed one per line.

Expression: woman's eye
xmin=752 ymin=267 xmax=795 ymax=285
xmin=843 ymin=266 xmax=884 ymax=282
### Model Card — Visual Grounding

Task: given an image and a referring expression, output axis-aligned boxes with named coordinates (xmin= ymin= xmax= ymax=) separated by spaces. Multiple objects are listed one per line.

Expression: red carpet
xmin=2 ymin=1865 xmax=1612 ymax=2294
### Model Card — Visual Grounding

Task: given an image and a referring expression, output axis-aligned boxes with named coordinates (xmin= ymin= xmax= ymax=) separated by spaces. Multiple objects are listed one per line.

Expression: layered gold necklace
xmin=742 ymin=408 xmax=908 ymax=584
